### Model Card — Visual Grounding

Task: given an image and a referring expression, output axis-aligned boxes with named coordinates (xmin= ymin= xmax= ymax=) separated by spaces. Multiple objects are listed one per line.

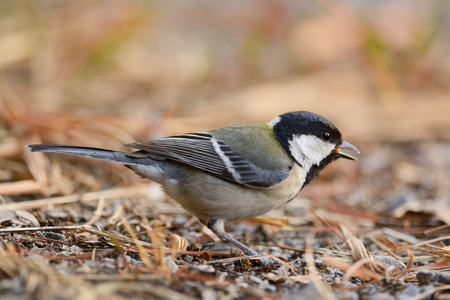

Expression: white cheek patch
xmin=288 ymin=134 xmax=335 ymax=168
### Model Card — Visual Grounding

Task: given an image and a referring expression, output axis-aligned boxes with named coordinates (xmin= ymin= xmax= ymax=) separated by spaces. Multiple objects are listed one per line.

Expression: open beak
xmin=335 ymin=141 xmax=360 ymax=161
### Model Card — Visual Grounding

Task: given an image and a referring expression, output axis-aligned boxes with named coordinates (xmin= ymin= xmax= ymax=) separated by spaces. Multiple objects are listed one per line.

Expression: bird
xmin=27 ymin=111 xmax=359 ymax=259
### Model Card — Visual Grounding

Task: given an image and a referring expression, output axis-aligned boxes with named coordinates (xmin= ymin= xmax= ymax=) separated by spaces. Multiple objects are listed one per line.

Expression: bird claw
xmin=206 ymin=220 xmax=284 ymax=265
xmin=257 ymin=256 xmax=282 ymax=265
xmin=244 ymin=250 xmax=283 ymax=265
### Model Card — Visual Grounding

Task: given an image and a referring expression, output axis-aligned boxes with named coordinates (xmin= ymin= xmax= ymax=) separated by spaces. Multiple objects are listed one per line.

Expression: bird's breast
xmin=160 ymin=163 xmax=306 ymax=222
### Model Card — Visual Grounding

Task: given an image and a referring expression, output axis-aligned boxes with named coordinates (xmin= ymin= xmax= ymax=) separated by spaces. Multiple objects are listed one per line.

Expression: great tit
xmin=27 ymin=111 xmax=359 ymax=258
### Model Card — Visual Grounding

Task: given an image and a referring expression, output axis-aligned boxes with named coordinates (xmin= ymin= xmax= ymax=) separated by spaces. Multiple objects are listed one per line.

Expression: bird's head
xmin=271 ymin=111 xmax=359 ymax=186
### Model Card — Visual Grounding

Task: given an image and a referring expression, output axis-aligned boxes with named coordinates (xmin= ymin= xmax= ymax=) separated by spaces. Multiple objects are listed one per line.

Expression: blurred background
xmin=0 ymin=0 xmax=449 ymax=222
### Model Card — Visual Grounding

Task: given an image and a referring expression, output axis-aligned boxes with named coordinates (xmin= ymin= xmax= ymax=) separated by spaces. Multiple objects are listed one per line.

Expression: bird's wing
xmin=126 ymin=132 xmax=291 ymax=188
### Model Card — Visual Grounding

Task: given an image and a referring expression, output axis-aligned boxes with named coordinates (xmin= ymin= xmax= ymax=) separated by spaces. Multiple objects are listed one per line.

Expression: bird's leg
xmin=206 ymin=218 xmax=281 ymax=264
xmin=206 ymin=218 xmax=259 ymax=256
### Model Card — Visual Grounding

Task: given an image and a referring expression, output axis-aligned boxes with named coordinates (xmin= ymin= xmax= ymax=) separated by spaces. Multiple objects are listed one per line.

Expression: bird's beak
xmin=335 ymin=141 xmax=360 ymax=161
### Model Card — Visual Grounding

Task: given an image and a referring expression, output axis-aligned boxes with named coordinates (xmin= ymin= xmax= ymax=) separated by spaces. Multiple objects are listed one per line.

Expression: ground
xmin=0 ymin=1 xmax=449 ymax=299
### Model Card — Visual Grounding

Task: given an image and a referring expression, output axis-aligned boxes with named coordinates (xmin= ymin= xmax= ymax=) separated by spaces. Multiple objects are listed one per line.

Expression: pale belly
xmin=161 ymin=164 xmax=305 ymax=222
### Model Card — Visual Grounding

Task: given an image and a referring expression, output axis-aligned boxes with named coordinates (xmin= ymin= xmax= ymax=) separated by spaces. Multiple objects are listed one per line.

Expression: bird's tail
xmin=26 ymin=144 xmax=146 ymax=166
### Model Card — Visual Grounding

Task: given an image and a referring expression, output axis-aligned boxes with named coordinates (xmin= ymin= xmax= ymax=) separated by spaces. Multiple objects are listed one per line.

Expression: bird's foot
xmin=256 ymin=255 xmax=283 ymax=265
xmin=238 ymin=248 xmax=282 ymax=265
xmin=207 ymin=219 xmax=283 ymax=265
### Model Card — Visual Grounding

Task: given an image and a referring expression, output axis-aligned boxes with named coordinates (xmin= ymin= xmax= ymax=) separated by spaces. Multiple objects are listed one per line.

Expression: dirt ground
xmin=1 ymin=1 xmax=449 ymax=299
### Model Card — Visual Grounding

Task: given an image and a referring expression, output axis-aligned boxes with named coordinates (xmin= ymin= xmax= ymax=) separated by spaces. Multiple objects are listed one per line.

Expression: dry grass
xmin=1 ymin=1 xmax=449 ymax=299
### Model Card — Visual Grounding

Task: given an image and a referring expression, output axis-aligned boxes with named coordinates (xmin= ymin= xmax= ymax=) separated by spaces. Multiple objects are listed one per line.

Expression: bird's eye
xmin=321 ymin=131 xmax=331 ymax=141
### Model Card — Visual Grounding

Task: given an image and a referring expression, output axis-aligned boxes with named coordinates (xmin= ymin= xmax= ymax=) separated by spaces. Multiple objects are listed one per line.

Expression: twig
xmin=409 ymin=284 xmax=450 ymax=300
xmin=0 ymin=184 xmax=150 ymax=210
xmin=411 ymin=236 xmax=450 ymax=248
xmin=368 ymin=236 xmax=403 ymax=261
xmin=0 ymin=226 xmax=79 ymax=233
xmin=79 ymin=273 xmax=168 ymax=281
xmin=0 ymin=225 xmax=231 ymax=257
xmin=254 ymin=242 xmax=326 ymax=255
xmin=15 ymin=234 xmax=70 ymax=245
xmin=382 ymin=228 xmax=419 ymax=244
xmin=424 ymin=224 xmax=450 ymax=234
xmin=310 ymin=208 xmax=347 ymax=245
xmin=306 ymin=231 xmax=336 ymax=300
xmin=83 ymin=193 xmax=106 ymax=226
xmin=206 ymin=255 xmax=262 ymax=264
xmin=122 ymin=217 xmax=153 ymax=268
xmin=408 ymin=246 xmax=450 ymax=259
xmin=0 ymin=225 xmax=155 ymax=248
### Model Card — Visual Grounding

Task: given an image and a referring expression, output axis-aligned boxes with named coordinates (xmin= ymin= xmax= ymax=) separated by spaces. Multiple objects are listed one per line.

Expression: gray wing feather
xmin=126 ymin=133 xmax=290 ymax=188
xmin=126 ymin=135 xmax=233 ymax=180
